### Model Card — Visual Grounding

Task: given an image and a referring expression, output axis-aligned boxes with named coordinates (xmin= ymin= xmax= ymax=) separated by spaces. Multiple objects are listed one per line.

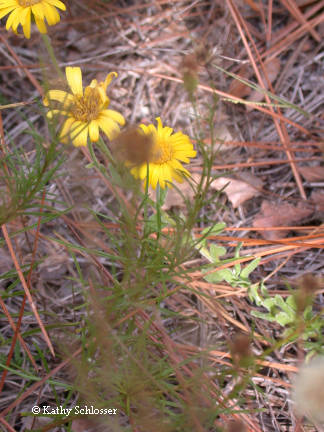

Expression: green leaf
xmin=204 ymin=268 xmax=233 ymax=284
xmin=251 ymin=310 xmax=276 ymax=322
xmin=286 ymin=295 xmax=296 ymax=310
xmin=275 ymin=311 xmax=293 ymax=326
xmin=234 ymin=243 xmax=242 ymax=273
xmin=263 ymin=298 xmax=276 ymax=313
xmin=241 ymin=258 xmax=260 ymax=279
xmin=248 ymin=283 xmax=263 ymax=306
xmin=209 ymin=244 xmax=227 ymax=262
xmin=200 ymin=223 xmax=226 ymax=248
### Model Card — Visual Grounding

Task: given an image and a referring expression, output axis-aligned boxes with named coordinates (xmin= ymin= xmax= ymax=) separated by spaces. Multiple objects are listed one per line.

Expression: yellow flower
xmin=129 ymin=117 xmax=196 ymax=189
xmin=0 ymin=0 xmax=66 ymax=39
xmin=44 ymin=67 xmax=125 ymax=147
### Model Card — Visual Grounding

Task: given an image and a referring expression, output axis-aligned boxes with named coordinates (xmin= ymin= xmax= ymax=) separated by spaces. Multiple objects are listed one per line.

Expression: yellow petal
xmin=139 ymin=124 xmax=150 ymax=135
xmin=155 ymin=117 xmax=163 ymax=130
xmin=60 ymin=117 xmax=75 ymax=143
xmin=0 ymin=0 xmax=17 ymax=5
xmin=66 ymin=67 xmax=83 ymax=96
xmin=101 ymin=109 xmax=125 ymax=126
xmin=97 ymin=115 xmax=121 ymax=140
xmin=47 ymin=0 xmax=66 ymax=11
xmin=72 ymin=124 xmax=89 ymax=147
xmin=43 ymin=3 xmax=60 ymax=25
xmin=22 ymin=9 xmax=31 ymax=39
xmin=103 ymin=72 xmax=117 ymax=91
xmin=6 ymin=8 xmax=19 ymax=30
xmin=44 ymin=90 xmax=73 ymax=107
xmin=68 ymin=121 xmax=89 ymax=147
xmin=150 ymin=166 xmax=159 ymax=189
xmin=46 ymin=108 xmax=69 ymax=118
xmin=139 ymin=164 xmax=148 ymax=180
xmin=171 ymin=169 xmax=185 ymax=183
xmin=34 ymin=15 xmax=47 ymax=34
xmin=31 ymin=3 xmax=45 ymax=19
xmin=89 ymin=121 xmax=99 ymax=142
xmin=0 ymin=6 xmax=16 ymax=20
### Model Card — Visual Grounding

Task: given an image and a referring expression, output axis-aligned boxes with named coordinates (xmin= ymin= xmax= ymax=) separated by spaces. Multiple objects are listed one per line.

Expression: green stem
xmin=41 ymin=34 xmax=64 ymax=79
xmin=143 ymin=162 xmax=150 ymax=237
xmin=156 ymin=183 xmax=162 ymax=240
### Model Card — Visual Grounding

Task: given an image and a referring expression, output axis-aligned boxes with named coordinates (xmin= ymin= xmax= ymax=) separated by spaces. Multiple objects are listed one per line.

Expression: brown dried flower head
xmin=230 ymin=333 xmax=253 ymax=369
xmin=226 ymin=419 xmax=247 ymax=432
xmin=181 ymin=53 xmax=199 ymax=96
xmin=111 ymin=125 xmax=154 ymax=167
xmin=295 ymin=273 xmax=320 ymax=314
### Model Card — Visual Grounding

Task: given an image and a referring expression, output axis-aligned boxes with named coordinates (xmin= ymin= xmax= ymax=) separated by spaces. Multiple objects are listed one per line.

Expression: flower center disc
xmin=151 ymin=139 xmax=172 ymax=164
xmin=71 ymin=88 xmax=101 ymax=122
xmin=18 ymin=0 xmax=40 ymax=6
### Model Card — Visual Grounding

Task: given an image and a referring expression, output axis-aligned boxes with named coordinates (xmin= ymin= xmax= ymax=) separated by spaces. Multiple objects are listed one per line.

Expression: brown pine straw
xmin=262 ymin=2 xmax=324 ymax=61
xmin=0 ymin=35 xmax=44 ymax=97
xmin=146 ymin=72 xmax=311 ymax=136
xmin=226 ymin=0 xmax=306 ymax=199
xmin=137 ymin=309 xmax=263 ymax=432
xmin=201 ymin=140 xmax=321 ymax=153
xmin=0 ymin=114 xmax=53 ymax=366
xmin=280 ymin=0 xmax=320 ymax=42
xmin=0 ymin=194 xmax=47 ymax=394
xmin=0 ymin=346 xmax=82 ymax=419
xmin=1 ymin=225 xmax=55 ymax=357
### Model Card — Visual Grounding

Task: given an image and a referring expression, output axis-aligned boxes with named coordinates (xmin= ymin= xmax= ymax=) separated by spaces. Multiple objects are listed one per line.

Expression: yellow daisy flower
xmin=0 ymin=0 xmax=66 ymax=39
xmin=129 ymin=117 xmax=196 ymax=189
xmin=44 ymin=66 xmax=125 ymax=147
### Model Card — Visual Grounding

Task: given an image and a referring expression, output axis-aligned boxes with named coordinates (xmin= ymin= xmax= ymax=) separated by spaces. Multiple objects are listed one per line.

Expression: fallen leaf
xmin=229 ymin=65 xmax=252 ymax=98
xmin=310 ymin=191 xmax=324 ymax=213
xmin=211 ymin=174 xmax=262 ymax=208
xmin=253 ymin=201 xmax=313 ymax=240
xmin=299 ymin=166 xmax=324 ymax=182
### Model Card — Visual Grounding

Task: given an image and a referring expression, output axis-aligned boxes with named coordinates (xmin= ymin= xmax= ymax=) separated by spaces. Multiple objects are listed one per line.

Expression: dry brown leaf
xmin=246 ymin=58 xmax=281 ymax=111
xmin=229 ymin=65 xmax=252 ymax=98
xmin=210 ymin=175 xmax=262 ymax=208
xmin=310 ymin=191 xmax=324 ymax=213
xmin=299 ymin=165 xmax=324 ymax=182
xmin=253 ymin=201 xmax=313 ymax=240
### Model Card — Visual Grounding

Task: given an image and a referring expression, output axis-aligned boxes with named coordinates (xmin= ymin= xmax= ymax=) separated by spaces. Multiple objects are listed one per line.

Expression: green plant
xmin=249 ymin=282 xmax=324 ymax=358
